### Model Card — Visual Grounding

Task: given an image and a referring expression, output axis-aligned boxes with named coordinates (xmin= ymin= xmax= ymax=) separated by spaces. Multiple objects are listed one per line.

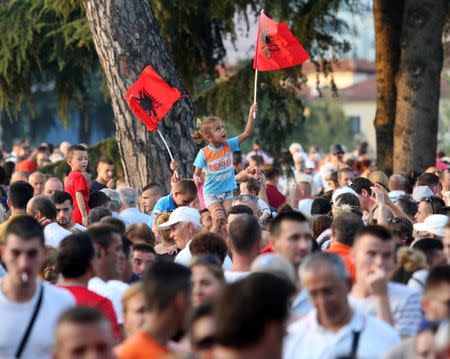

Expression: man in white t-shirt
xmin=87 ymin=224 xmax=128 ymax=324
xmin=26 ymin=195 xmax=72 ymax=247
xmin=350 ymin=225 xmax=423 ymax=337
xmin=225 ymin=214 xmax=261 ymax=283
xmin=0 ymin=216 xmax=75 ymax=359
xmin=270 ymin=211 xmax=314 ymax=316
xmin=51 ymin=191 xmax=86 ymax=233
xmin=284 ymin=252 xmax=400 ymax=359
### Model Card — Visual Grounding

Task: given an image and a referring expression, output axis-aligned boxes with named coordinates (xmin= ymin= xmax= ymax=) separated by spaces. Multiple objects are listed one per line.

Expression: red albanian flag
xmin=253 ymin=12 xmax=310 ymax=71
xmin=126 ymin=66 xmax=181 ymax=131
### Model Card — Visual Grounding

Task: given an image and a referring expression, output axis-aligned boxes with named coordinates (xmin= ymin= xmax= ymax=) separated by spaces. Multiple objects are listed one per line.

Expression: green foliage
xmin=194 ymin=0 xmax=359 ymax=155
xmin=0 ymin=0 xmax=98 ymax=122
xmin=153 ymin=0 xmax=254 ymax=94
xmin=195 ymin=63 xmax=304 ymax=155
xmin=39 ymin=137 xmax=122 ymax=179
xmin=290 ymin=99 xmax=356 ymax=151
xmin=0 ymin=0 xmax=360 ymax=155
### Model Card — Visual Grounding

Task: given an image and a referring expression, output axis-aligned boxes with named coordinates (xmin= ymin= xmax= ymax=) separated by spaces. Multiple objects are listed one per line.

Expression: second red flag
xmin=253 ymin=12 xmax=310 ymax=72
xmin=126 ymin=66 xmax=181 ymax=131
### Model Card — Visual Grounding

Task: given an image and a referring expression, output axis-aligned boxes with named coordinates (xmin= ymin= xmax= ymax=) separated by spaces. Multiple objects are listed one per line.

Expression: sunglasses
xmin=193 ymin=335 xmax=215 ymax=349
xmin=387 ymin=217 xmax=402 ymax=224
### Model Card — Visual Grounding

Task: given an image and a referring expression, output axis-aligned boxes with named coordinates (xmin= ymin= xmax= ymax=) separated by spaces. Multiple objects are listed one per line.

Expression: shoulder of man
xmin=42 ymin=282 xmax=76 ymax=306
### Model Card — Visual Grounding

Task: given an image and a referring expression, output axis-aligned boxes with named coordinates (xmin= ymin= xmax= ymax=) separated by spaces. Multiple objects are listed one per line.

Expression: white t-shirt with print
xmin=349 ymin=282 xmax=423 ymax=337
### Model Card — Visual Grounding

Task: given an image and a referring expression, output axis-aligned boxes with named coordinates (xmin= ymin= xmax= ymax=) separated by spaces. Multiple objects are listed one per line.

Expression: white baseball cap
xmin=413 ymin=214 xmax=449 ymax=238
xmin=412 ymin=186 xmax=434 ymax=202
xmin=158 ymin=206 xmax=201 ymax=230
xmin=331 ymin=186 xmax=358 ymax=203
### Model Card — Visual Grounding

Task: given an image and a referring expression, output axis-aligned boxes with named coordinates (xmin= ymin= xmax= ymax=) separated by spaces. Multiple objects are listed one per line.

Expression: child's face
xmin=173 ymin=192 xmax=196 ymax=207
xmin=67 ymin=150 xmax=88 ymax=172
xmin=207 ymin=121 xmax=226 ymax=146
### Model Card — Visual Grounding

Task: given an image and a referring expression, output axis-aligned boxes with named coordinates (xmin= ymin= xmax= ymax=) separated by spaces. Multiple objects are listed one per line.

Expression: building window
xmin=349 ymin=116 xmax=361 ymax=134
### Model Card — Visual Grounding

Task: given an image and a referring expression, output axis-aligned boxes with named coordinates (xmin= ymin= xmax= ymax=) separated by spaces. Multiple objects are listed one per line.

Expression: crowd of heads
xmin=0 ymin=138 xmax=450 ymax=359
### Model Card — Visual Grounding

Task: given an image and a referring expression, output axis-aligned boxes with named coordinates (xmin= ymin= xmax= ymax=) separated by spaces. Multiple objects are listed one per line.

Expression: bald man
xmin=388 ymin=174 xmax=407 ymax=202
xmin=10 ymin=170 xmax=29 ymax=183
xmin=44 ymin=177 xmax=64 ymax=196
xmin=29 ymin=171 xmax=45 ymax=196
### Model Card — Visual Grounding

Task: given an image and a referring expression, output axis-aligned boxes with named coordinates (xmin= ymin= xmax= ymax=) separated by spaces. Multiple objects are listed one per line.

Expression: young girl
xmin=193 ymin=103 xmax=258 ymax=230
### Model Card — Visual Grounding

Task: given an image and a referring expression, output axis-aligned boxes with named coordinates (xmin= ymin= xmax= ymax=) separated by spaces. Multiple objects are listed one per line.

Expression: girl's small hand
xmin=193 ymin=175 xmax=203 ymax=187
xmin=248 ymin=103 xmax=258 ymax=118
xmin=246 ymin=166 xmax=257 ymax=176
xmin=169 ymin=161 xmax=179 ymax=171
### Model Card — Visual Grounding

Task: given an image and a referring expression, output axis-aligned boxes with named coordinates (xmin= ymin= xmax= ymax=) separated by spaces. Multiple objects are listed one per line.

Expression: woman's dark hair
xmin=386 ymin=217 xmax=414 ymax=246
xmin=312 ymin=215 xmax=332 ymax=240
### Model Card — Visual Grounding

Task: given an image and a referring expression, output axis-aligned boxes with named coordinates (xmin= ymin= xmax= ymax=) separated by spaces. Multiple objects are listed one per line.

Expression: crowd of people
xmin=1 ymin=113 xmax=450 ymax=358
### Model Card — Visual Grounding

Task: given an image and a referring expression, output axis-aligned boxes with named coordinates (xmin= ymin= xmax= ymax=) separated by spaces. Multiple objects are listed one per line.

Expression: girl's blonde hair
xmin=192 ymin=116 xmax=223 ymax=142
xmin=122 ymin=282 xmax=143 ymax=314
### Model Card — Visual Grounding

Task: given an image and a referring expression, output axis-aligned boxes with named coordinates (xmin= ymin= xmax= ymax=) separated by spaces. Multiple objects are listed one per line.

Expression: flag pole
xmin=157 ymin=128 xmax=179 ymax=178
xmin=253 ymin=9 xmax=264 ymax=118
xmin=253 ymin=69 xmax=258 ymax=105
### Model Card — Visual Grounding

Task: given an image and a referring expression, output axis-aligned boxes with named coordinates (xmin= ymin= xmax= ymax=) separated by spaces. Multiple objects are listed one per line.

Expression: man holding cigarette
xmin=0 ymin=216 xmax=75 ymax=359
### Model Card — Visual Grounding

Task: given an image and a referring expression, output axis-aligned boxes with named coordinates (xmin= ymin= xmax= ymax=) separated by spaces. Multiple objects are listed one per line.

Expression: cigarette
xmin=21 ymin=272 xmax=29 ymax=285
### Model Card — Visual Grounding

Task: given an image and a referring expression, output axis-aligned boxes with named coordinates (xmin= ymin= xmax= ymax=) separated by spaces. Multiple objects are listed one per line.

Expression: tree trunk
xmin=393 ymin=0 xmax=447 ymax=174
xmin=82 ymin=0 xmax=197 ymax=192
xmin=0 ymin=111 xmax=13 ymax=150
xmin=373 ymin=0 xmax=404 ymax=174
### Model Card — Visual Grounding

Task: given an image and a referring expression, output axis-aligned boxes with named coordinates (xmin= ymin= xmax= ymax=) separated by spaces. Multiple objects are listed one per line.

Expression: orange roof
xmin=337 ymin=76 xmax=450 ymax=101
xmin=302 ymin=59 xmax=375 ymax=74
xmin=338 ymin=76 xmax=376 ymax=101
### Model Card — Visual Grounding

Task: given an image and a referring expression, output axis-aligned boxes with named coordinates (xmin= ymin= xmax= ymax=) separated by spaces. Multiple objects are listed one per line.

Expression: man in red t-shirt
xmin=56 ymin=232 xmax=120 ymax=340
xmin=64 ymin=145 xmax=90 ymax=226
xmin=326 ymin=213 xmax=364 ymax=283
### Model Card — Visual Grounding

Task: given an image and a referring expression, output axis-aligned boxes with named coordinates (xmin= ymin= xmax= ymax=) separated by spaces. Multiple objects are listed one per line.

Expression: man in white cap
xmin=158 ymin=206 xmax=202 ymax=266
xmin=331 ymin=186 xmax=359 ymax=204
xmin=160 ymin=206 xmax=233 ymax=269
